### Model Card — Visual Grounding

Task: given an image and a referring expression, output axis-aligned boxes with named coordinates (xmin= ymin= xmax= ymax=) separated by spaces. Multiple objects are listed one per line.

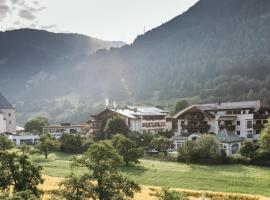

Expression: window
xmin=233 ymin=110 xmax=241 ymax=114
xmin=243 ymin=110 xmax=246 ymax=114
xmin=237 ymin=131 xmax=240 ymax=135
xmin=8 ymin=113 xmax=11 ymax=117
xmin=247 ymin=121 xmax=253 ymax=129
xmin=9 ymin=120 xmax=11 ymax=124
xmin=227 ymin=110 xmax=233 ymax=114
xmin=237 ymin=121 xmax=240 ymax=126
xmin=231 ymin=144 xmax=240 ymax=154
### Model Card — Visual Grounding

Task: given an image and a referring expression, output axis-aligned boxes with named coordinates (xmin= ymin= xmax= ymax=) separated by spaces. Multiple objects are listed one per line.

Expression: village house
xmin=7 ymin=133 xmax=39 ymax=145
xmin=42 ymin=123 xmax=83 ymax=138
xmin=0 ymin=92 xmax=16 ymax=134
xmin=88 ymin=106 xmax=172 ymax=135
xmin=172 ymin=100 xmax=270 ymax=155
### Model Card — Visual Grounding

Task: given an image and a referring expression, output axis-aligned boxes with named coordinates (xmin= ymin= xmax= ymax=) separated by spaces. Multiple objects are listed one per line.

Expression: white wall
xmin=0 ymin=113 xmax=6 ymax=133
xmin=8 ymin=135 xmax=39 ymax=145
xmin=1 ymin=109 xmax=16 ymax=133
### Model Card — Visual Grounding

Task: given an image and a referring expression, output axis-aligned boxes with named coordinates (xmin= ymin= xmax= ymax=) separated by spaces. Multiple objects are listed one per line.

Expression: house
xmin=0 ymin=92 xmax=16 ymax=133
xmin=88 ymin=106 xmax=171 ymax=135
xmin=173 ymin=100 xmax=270 ymax=155
xmin=7 ymin=133 xmax=39 ymax=145
xmin=42 ymin=123 xmax=83 ymax=138
xmin=0 ymin=111 xmax=6 ymax=133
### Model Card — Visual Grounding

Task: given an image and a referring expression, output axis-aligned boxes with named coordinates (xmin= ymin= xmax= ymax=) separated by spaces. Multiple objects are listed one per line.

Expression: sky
xmin=0 ymin=0 xmax=198 ymax=43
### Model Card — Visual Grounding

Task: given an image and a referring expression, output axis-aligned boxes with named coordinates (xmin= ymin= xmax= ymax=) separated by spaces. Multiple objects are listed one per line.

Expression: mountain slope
xmin=84 ymin=0 xmax=270 ymax=103
xmin=2 ymin=0 xmax=270 ymax=123
xmin=0 ymin=28 xmax=125 ymax=99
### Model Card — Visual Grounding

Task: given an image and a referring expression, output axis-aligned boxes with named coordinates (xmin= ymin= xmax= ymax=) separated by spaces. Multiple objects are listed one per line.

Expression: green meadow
xmin=30 ymin=152 xmax=270 ymax=197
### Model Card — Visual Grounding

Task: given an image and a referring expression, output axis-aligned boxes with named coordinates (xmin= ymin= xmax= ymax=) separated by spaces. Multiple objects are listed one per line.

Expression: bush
xmin=154 ymin=187 xmax=188 ymax=200
xmin=240 ymin=140 xmax=257 ymax=159
xmin=112 ymin=134 xmax=143 ymax=166
xmin=128 ymin=132 xmax=155 ymax=150
xmin=250 ymin=150 xmax=270 ymax=166
xmin=178 ymin=140 xmax=196 ymax=164
xmin=59 ymin=134 xmax=84 ymax=154
xmin=178 ymin=135 xmax=229 ymax=164
xmin=195 ymin=134 xmax=220 ymax=160
xmin=104 ymin=117 xmax=129 ymax=138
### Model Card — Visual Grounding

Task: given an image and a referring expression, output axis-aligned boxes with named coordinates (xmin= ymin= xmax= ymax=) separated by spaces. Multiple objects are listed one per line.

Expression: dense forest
xmin=84 ymin=0 xmax=270 ymax=104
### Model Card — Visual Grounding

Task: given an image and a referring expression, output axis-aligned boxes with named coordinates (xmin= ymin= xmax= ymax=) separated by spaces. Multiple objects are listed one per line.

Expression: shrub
xmin=104 ymin=117 xmax=129 ymax=138
xmin=154 ymin=187 xmax=188 ymax=200
xmin=178 ymin=140 xmax=196 ymax=164
xmin=240 ymin=140 xmax=257 ymax=159
xmin=59 ymin=134 xmax=84 ymax=154
xmin=195 ymin=134 xmax=220 ymax=160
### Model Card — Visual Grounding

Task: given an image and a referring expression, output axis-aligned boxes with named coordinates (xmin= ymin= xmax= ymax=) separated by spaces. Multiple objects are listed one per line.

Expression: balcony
xmin=219 ymin=124 xmax=236 ymax=131
xmin=253 ymin=124 xmax=265 ymax=130
xmin=182 ymin=124 xmax=210 ymax=130
xmin=247 ymin=134 xmax=253 ymax=139
xmin=254 ymin=113 xmax=269 ymax=119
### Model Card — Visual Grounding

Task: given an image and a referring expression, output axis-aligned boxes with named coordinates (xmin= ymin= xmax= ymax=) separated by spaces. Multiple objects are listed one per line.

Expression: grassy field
xmin=30 ymin=152 xmax=270 ymax=197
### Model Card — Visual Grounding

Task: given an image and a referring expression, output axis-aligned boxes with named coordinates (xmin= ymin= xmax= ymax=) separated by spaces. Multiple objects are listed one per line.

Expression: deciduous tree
xmin=112 ymin=134 xmax=143 ymax=166
xmin=0 ymin=151 xmax=43 ymax=198
xmin=104 ymin=117 xmax=129 ymax=138
xmin=151 ymin=136 xmax=172 ymax=157
xmin=0 ymin=135 xmax=14 ymax=151
xmin=72 ymin=141 xmax=140 ymax=200
xmin=24 ymin=117 xmax=49 ymax=133
xmin=35 ymin=134 xmax=59 ymax=159
xmin=260 ymin=120 xmax=270 ymax=152
xmin=174 ymin=100 xmax=189 ymax=114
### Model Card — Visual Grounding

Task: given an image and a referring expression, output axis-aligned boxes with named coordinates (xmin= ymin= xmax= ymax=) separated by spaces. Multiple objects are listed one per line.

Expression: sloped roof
xmin=0 ymin=92 xmax=14 ymax=109
xmin=197 ymin=101 xmax=261 ymax=111
xmin=174 ymin=100 xmax=266 ymax=119
xmin=216 ymin=130 xmax=244 ymax=143
xmin=173 ymin=105 xmax=215 ymax=119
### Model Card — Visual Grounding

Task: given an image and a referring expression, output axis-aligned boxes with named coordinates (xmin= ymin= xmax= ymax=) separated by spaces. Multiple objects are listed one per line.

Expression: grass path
xmin=31 ymin=152 xmax=270 ymax=197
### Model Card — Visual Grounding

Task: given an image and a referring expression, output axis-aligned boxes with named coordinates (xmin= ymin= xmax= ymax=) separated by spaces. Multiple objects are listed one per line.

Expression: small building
xmin=0 ymin=92 xmax=16 ymax=133
xmin=88 ymin=106 xmax=172 ymax=135
xmin=216 ymin=129 xmax=244 ymax=156
xmin=42 ymin=123 xmax=83 ymax=139
xmin=7 ymin=133 xmax=39 ymax=145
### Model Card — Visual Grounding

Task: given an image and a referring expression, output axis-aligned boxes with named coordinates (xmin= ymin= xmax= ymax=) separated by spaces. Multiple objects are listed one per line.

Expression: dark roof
xmin=0 ymin=92 xmax=14 ymax=109
xmin=216 ymin=130 xmax=244 ymax=143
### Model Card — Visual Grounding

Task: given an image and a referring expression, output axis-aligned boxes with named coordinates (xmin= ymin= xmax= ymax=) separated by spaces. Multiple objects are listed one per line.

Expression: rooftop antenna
xmin=113 ymin=100 xmax=117 ymax=110
xmin=105 ymin=98 xmax=109 ymax=108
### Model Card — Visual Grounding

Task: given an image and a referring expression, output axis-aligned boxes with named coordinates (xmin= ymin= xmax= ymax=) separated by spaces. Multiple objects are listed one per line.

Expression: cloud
xmin=19 ymin=9 xmax=35 ymax=20
xmin=0 ymin=0 xmax=45 ymax=22
xmin=0 ymin=5 xmax=10 ymax=20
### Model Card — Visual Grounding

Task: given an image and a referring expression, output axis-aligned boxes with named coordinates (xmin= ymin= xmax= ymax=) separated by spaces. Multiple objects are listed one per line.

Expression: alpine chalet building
xmin=173 ymin=101 xmax=270 ymax=156
xmin=88 ymin=106 xmax=172 ymax=135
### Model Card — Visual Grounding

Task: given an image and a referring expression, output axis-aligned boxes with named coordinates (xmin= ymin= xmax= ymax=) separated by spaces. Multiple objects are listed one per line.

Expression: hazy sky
xmin=0 ymin=0 xmax=198 ymax=43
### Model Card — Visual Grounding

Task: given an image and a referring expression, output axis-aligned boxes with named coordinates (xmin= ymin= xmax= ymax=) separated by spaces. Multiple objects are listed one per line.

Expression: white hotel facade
xmin=172 ymin=101 xmax=270 ymax=155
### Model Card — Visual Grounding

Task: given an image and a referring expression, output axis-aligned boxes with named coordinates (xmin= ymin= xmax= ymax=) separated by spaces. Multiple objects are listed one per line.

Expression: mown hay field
xmin=30 ymin=152 xmax=270 ymax=199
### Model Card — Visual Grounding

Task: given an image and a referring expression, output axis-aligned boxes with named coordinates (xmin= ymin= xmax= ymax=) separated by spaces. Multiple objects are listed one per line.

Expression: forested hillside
xmin=2 ymin=0 xmax=270 ymax=123
xmin=85 ymin=0 xmax=270 ymax=104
